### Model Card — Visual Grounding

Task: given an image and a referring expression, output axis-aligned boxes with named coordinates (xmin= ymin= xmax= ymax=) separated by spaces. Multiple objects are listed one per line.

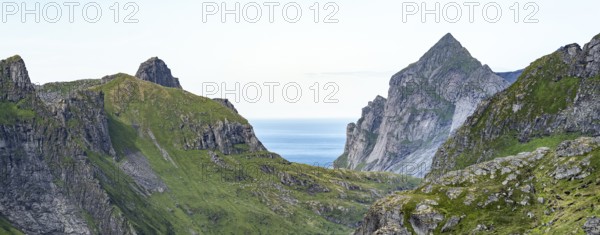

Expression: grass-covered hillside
xmin=32 ymin=74 xmax=421 ymax=234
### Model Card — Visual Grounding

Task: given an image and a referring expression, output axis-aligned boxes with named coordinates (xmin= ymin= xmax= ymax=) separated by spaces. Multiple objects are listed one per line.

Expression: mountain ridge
xmin=428 ymin=33 xmax=600 ymax=178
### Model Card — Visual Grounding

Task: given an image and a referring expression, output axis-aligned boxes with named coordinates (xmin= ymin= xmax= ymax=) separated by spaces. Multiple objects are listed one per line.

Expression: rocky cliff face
xmin=0 ymin=56 xmax=132 ymax=234
xmin=335 ymin=34 xmax=510 ymax=177
xmin=179 ymin=118 xmax=266 ymax=154
xmin=135 ymin=57 xmax=183 ymax=89
xmin=335 ymin=95 xmax=386 ymax=169
xmin=355 ymin=137 xmax=600 ymax=234
xmin=429 ymin=33 xmax=600 ymax=178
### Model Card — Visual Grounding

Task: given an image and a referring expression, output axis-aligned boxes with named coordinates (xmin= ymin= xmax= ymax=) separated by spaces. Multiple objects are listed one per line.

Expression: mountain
xmin=496 ymin=69 xmax=524 ymax=84
xmin=354 ymin=33 xmax=600 ymax=235
xmin=334 ymin=33 xmax=510 ymax=177
xmin=355 ymin=137 xmax=600 ymax=234
xmin=429 ymin=33 xmax=600 ymax=178
xmin=0 ymin=56 xmax=419 ymax=234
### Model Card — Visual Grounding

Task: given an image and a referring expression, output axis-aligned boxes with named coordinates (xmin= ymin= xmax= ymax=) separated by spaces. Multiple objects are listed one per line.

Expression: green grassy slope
xmin=0 ymin=216 xmax=24 ymax=235
xmin=41 ymin=74 xmax=420 ymax=234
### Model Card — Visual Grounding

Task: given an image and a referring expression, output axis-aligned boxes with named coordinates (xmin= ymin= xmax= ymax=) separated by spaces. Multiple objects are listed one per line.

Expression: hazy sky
xmin=2 ymin=0 xmax=599 ymax=119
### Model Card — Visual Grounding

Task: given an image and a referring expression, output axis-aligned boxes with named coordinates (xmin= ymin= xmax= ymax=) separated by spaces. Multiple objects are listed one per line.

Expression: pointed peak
xmin=1 ymin=55 xmax=34 ymax=101
xmin=135 ymin=57 xmax=183 ymax=89
xmin=434 ymin=33 xmax=462 ymax=48
xmin=441 ymin=33 xmax=457 ymax=41
xmin=416 ymin=33 xmax=475 ymax=66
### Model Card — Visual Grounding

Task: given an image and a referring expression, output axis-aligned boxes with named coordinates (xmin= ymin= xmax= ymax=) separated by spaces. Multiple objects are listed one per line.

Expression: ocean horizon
xmin=249 ymin=119 xmax=352 ymax=167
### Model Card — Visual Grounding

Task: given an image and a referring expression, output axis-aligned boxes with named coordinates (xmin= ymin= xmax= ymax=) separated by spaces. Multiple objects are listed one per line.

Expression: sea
xmin=250 ymin=119 xmax=351 ymax=167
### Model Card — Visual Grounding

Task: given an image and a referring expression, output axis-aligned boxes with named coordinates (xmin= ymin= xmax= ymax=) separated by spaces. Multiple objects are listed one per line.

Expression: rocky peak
xmin=433 ymin=33 xmax=462 ymax=50
xmin=335 ymin=34 xmax=509 ymax=177
xmin=578 ymin=35 xmax=600 ymax=77
xmin=0 ymin=55 xmax=35 ymax=101
xmin=416 ymin=33 xmax=477 ymax=68
xmin=556 ymin=34 xmax=600 ymax=78
xmin=135 ymin=57 xmax=183 ymax=89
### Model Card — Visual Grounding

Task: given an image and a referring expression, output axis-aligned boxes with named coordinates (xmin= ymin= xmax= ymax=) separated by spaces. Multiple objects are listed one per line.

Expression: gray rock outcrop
xmin=180 ymin=118 xmax=266 ymax=154
xmin=135 ymin=57 xmax=183 ymax=89
xmin=0 ymin=55 xmax=35 ymax=101
xmin=584 ymin=217 xmax=600 ymax=235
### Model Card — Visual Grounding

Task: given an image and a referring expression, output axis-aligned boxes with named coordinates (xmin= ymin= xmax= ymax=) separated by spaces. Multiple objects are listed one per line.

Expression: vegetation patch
xmin=0 ymin=102 xmax=35 ymax=125
xmin=0 ymin=215 xmax=24 ymax=235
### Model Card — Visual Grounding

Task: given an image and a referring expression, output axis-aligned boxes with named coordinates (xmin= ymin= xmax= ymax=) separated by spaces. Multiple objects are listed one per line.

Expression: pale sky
xmin=2 ymin=0 xmax=599 ymax=119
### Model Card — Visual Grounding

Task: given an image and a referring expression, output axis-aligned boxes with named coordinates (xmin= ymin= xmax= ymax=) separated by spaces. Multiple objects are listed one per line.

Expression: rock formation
xmin=335 ymin=33 xmax=510 ymax=177
xmin=0 ymin=56 xmax=130 ymax=234
xmin=135 ymin=57 xmax=183 ymax=89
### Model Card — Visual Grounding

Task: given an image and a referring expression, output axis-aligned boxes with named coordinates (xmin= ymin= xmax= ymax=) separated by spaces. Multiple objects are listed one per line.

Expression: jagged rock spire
xmin=0 ymin=55 xmax=35 ymax=101
xmin=135 ymin=57 xmax=182 ymax=89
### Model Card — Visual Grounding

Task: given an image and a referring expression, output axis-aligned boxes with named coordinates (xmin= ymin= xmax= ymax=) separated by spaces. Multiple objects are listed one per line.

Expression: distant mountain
xmin=496 ymin=69 xmax=524 ymax=84
xmin=334 ymin=33 xmax=510 ymax=177
xmin=0 ymin=56 xmax=418 ymax=234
